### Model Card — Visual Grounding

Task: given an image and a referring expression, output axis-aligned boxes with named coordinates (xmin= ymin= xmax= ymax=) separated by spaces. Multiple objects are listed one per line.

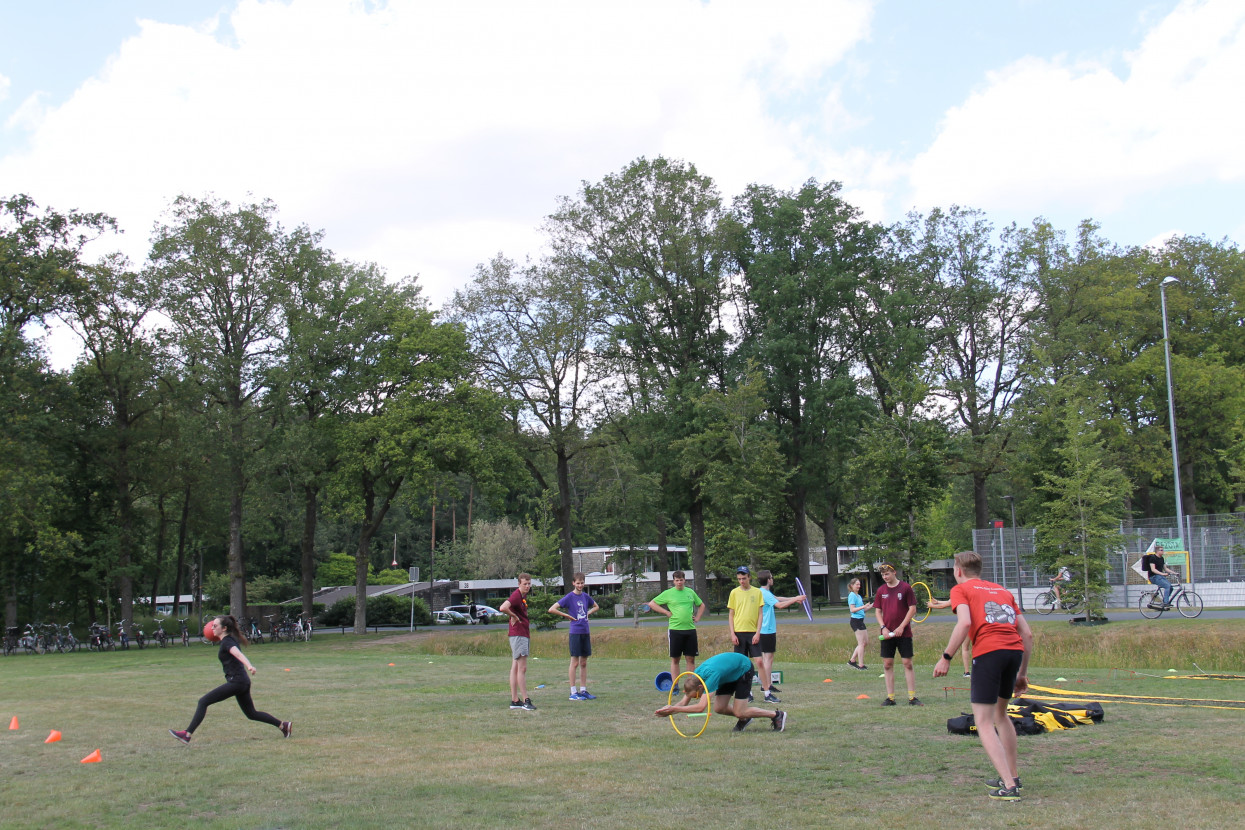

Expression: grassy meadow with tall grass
xmin=2 ymin=613 xmax=1243 ymax=830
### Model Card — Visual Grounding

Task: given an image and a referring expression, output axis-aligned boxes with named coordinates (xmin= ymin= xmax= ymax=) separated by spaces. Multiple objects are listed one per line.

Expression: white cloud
xmin=0 ymin=0 xmax=874 ymax=310
xmin=907 ymin=0 xmax=1245 ymax=216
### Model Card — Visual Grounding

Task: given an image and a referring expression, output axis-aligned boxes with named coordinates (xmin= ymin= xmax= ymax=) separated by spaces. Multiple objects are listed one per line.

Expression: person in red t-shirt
xmin=500 ymin=573 xmax=535 ymax=711
xmin=934 ymin=551 xmax=1033 ymax=802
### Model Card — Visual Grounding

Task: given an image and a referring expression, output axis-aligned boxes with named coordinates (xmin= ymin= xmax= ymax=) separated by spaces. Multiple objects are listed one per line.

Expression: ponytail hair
xmin=217 ymin=614 xmax=248 ymax=647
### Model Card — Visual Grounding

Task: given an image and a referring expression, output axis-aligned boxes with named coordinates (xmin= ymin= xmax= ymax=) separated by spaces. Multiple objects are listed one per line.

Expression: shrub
xmin=319 ymin=595 xmax=430 ymax=627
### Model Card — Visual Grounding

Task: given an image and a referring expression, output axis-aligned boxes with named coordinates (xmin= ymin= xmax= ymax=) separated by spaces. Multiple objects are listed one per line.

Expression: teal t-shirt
xmin=848 ymin=591 xmax=866 ymax=620
xmin=693 ymin=652 xmax=753 ymax=693
xmin=650 ymin=586 xmax=702 ymax=630
xmin=760 ymin=587 xmax=778 ymax=634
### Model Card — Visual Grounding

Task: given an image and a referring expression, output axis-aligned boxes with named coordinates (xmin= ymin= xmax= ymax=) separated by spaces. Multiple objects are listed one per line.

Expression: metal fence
xmin=971 ymin=512 xmax=1245 ymax=608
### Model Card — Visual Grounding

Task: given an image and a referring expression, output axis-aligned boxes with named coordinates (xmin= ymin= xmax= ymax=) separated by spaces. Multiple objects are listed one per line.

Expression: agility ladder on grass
xmin=1026 ymin=683 xmax=1245 ymax=711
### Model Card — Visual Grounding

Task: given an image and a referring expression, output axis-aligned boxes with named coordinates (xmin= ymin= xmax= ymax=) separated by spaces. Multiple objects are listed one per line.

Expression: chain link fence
xmin=971 ymin=512 xmax=1245 ymax=608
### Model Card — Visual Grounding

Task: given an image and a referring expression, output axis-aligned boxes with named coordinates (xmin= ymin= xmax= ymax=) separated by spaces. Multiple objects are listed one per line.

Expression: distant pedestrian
xmin=846 ymin=578 xmax=873 ymax=670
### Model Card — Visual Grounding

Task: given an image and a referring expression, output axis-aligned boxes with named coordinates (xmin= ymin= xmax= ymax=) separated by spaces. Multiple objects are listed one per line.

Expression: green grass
xmin=2 ymin=619 xmax=1243 ymax=830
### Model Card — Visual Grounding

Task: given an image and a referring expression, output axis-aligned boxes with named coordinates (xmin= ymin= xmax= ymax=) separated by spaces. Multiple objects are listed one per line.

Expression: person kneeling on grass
xmin=653 ymin=652 xmax=786 ymax=733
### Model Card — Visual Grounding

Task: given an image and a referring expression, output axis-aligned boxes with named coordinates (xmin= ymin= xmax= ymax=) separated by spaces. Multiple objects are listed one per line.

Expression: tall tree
xmin=549 ymin=156 xmax=730 ymax=596
xmin=151 ymin=195 xmax=320 ymax=617
xmin=450 ymin=254 xmax=610 ymax=588
xmin=0 ymin=194 xmax=114 ymax=627
xmin=327 ymin=281 xmax=507 ymax=632
xmin=63 ymin=254 xmax=164 ymax=627
xmin=903 ymin=207 xmax=1033 ymax=530
xmin=729 ymin=180 xmax=877 ymax=600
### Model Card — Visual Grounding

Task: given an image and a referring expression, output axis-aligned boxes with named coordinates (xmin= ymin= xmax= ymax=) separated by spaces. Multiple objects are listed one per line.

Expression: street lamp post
xmin=1003 ymin=495 xmax=1023 ymax=611
xmin=1159 ymin=276 xmax=1187 ymax=570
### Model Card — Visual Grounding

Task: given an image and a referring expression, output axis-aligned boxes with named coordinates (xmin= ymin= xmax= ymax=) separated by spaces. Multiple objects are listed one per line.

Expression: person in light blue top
xmin=755 ymin=570 xmax=806 ymax=704
xmin=846 ymin=577 xmax=874 ymax=670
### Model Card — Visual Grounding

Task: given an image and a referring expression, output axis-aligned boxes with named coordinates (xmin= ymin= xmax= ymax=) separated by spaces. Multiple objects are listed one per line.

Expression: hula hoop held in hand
xmin=669 ymin=671 xmax=711 ymax=738
xmin=911 ymin=581 xmax=933 ymax=623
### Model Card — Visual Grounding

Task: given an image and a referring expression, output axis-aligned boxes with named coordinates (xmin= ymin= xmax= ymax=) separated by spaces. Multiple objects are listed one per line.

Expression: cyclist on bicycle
xmin=1049 ymin=565 xmax=1072 ymax=604
xmin=1141 ymin=544 xmax=1177 ymax=608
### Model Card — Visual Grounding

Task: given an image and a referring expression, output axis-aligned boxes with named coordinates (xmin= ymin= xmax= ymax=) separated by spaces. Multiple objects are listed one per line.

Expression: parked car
xmin=443 ymin=604 xmax=505 ymax=624
xmin=432 ymin=609 xmax=472 ymax=625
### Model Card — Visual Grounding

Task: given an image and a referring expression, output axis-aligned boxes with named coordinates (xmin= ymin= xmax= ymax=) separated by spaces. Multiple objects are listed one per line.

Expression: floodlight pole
xmin=1003 ymin=495 xmax=1023 ymax=611
xmin=1159 ymin=276 xmax=1187 ymax=575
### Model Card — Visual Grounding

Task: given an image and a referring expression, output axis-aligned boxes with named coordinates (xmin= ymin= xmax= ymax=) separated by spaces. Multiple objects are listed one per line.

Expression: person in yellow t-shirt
xmin=727 ymin=567 xmax=763 ymax=687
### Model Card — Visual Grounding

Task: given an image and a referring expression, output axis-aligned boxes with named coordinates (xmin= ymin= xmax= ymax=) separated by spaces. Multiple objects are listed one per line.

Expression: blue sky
xmin=2 ymin=0 xmax=1241 ymax=349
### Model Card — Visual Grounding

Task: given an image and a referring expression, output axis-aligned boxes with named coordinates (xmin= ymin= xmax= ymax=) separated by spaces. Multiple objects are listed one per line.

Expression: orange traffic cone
xmin=81 ymin=749 xmax=101 ymax=764
xmin=45 ymin=730 xmax=62 ymax=743
xmin=8 ymin=716 xmax=17 ymax=730
xmin=856 ymin=694 xmax=870 ymax=700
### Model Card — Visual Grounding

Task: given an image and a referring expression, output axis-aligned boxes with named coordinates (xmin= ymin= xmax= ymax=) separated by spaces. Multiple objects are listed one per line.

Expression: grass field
xmin=2 ymin=616 xmax=1243 ymax=830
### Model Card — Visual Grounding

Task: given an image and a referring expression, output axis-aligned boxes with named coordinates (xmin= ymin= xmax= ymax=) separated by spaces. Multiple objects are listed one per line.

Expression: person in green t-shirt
xmin=647 ymin=571 xmax=705 ymax=681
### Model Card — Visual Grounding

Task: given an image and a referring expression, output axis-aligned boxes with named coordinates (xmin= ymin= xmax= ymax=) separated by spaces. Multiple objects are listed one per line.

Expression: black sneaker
xmin=985 ymin=776 xmax=1022 ymax=790
xmin=962 ymin=672 xmax=971 ymax=678
xmin=521 ymin=698 xmax=537 ymax=711
xmin=732 ymin=718 xmax=752 ymax=732
xmin=763 ymin=692 xmax=781 ymax=703
xmin=509 ymin=700 xmax=523 ymax=709
xmin=881 ymin=698 xmax=897 ymax=707
xmin=988 ymin=785 xmax=1021 ymax=801
xmin=169 ymin=729 xmax=191 ymax=744
xmin=848 ymin=659 xmax=858 ymax=668
xmin=747 ymin=692 xmax=754 ymax=703
xmin=280 ymin=721 xmax=293 ymax=738
xmin=908 ymin=697 xmax=924 ymax=706
xmin=768 ymin=684 xmax=781 ymax=693
xmin=771 ymin=710 xmax=787 ymax=732
xmin=856 ymin=664 xmax=868 ymax=670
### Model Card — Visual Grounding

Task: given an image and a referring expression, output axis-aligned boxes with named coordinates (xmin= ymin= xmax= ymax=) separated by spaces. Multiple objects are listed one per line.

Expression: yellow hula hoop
xmin=670 ymin=671 xmax=711 ymax=738
xmin=912 ymin=581 xmax=932 ymax=623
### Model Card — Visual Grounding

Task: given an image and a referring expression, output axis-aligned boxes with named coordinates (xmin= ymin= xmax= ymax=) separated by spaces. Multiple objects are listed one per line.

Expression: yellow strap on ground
xmin=1021 ymin=693 xmax=1245 ymax=711
xmin=1028 ymin=683 xmax=1245 ymax=706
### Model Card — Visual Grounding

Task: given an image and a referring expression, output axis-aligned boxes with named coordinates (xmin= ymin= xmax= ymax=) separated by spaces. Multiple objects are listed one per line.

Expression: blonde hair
xmin=954 ymin=551 xmax=983 ymax=577
xmin=682 ymin=675 xmax=705 ymax=698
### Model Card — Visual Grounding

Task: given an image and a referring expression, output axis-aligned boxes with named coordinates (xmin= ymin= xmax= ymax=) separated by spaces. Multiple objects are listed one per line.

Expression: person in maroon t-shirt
xmin=934 ymin=551 xmax=1033 ymax=802
xmin=500 ymin=573 xmax=535 ymax=710
xmin=873 ymin=563 xmax=921 ymax=706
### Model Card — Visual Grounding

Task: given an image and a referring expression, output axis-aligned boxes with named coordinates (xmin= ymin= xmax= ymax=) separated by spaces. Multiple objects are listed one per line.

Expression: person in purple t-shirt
xmin=500 ymin=573 xmax=535 ymax=711
xmin=549 ymin=572 xmax=600 ymax=701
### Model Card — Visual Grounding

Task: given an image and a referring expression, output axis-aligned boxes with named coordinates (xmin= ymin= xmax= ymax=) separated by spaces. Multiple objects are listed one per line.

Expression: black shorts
xmin=733 ymin=633 xmax=760 ymax=658
xmin=668 ymin=629 xmax=699 ymax=659
xmin=970 ymin=648 xmax=1024 ymax=704
xmin=758 ymin=633 xmax=777 ymax=654
xmin=718 ymin=669 xmax=754 ymax=699
xmin=849 ymin=617 xmax=866 ymax=632
xmin=568 ymin=632 xmax=591 ymax=658
xmin=880 ymin=636 xmax=914 ymax=660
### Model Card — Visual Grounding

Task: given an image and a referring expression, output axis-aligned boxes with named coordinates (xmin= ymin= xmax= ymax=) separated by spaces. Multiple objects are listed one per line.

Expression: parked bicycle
xmin=115 ymin=621 xmax=131 ymax=650
xmin=3 ymin=626 xmax=19 ymax=656
xmin=153 ymin=617 xmax=169 ymax=647
xmin=88 ymin=622 xmax=114 ymax=652
xmin=244 ymin=616 xmax=265 ymax=644
xmin=1139 ymin=576 xmax=1203 ymax=619
xmin=20 ymin=623 xmax=41 ymax=654
xmin=57 ymin=623 xmax=79 ymax=653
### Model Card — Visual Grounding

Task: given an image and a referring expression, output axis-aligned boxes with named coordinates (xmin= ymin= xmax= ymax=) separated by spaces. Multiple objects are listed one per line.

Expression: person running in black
xmin=170 ymin=615 xmax=291 ymax=743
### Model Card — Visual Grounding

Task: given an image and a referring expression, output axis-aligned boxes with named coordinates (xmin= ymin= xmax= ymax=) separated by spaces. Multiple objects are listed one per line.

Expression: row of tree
xmin=3 ymin=158 xmax=1242 ymax=631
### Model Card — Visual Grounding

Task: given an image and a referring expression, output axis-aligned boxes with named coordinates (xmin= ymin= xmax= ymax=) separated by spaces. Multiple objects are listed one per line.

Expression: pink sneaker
xmin=169 ymin=729 xmax=191 ymax=744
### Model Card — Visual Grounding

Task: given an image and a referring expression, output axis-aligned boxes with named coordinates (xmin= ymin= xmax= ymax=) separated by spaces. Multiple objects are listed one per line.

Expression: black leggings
xmin=187 ymin=680 xmax=281 ymax=733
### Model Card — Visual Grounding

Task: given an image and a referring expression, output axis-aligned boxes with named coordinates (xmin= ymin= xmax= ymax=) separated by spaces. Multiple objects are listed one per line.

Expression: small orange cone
xmin=388 ymin=663 xmax=395 ymax=667
xmin=822 ymin=678 xmax=833 ymax=683
xmin=9 ymin=716 xmax=18 ymax=730
xmin=81 ymin=749 xmax=101 ymax=764
xmin=45 ymin=730 xmax=62 ymax=743
xmin=856 ymin=694 xmax=870 ymax=700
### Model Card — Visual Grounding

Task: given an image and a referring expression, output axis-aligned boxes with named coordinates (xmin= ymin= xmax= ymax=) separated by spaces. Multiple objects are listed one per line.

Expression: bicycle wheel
xmin=1176 ymin=591 xmax=1203 ymax=618
xmin=1036 ymin=591 xmax=1056 ymax=615
xmin=1139 ymin=590 xmax=1163 ymax=619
